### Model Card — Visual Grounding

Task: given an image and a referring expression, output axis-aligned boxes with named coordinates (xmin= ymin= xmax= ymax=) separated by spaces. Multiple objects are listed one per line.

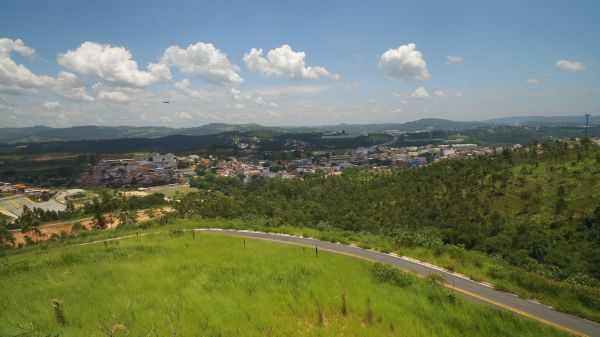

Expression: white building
xmin=152 ymin=153 xmax=176 ymax=168
xmin=443 ymin=148 xmax=456 ymax=157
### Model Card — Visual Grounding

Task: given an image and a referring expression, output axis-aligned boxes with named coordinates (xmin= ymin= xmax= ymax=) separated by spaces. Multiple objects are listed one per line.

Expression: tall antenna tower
xmin=584 ymin=113 xmax=590 ymax=140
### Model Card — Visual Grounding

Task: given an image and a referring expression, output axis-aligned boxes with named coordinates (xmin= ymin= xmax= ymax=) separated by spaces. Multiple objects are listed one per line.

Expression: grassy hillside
xmin=0 ymin=233 xmax=566 ymax=337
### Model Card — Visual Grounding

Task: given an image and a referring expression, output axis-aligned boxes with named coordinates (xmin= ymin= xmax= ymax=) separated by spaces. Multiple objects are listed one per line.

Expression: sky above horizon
xmin=1 ymin=0 xmax=599 ymax=127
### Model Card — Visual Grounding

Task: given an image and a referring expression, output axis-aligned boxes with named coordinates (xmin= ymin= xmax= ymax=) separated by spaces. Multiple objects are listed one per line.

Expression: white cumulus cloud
xmin=555 ymin=60 xmax=585 ymax=72
xmin=175 ymin=79 xmax=212 ymax=99
xmin=54 ymin=71 xmax=94 ymax=102
xmin=253 ymin=84 xmax=329 ymax=96
xmin=411 ymin=87 xmax=430 ymax=99
xmin=42 ymin=101 xmax=60 ymax=110
xmin=92 ymin=83 xmax=134 ymax=103
xmin=433 ymin=90 xmax=446 ymax=97
xmin=524 ymin=79 xmax=539 ymax=85
xmin=161 ymin=42 xmax=242 ymax=85
xmin=244 ymin=44 xmax=339 ymax=80
xmin=379 ymin=43 xmax=431 ymax=81
xmin=58 ymin=41 xmax=171 ymax=87
xmin=0 ymin=38 xmax=54 ymax=94
xmin=445 ymin=55 xmax=463 ymax=64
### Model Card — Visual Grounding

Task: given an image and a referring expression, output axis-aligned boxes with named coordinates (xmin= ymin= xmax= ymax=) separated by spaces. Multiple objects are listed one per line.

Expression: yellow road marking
xmin=210 ymin=232 xmax=589 ymax=337
xmin=444 ymin=285 xmax=589 ymax=337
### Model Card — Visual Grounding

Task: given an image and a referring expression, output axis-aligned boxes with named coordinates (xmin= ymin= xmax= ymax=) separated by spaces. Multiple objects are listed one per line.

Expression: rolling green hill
xmin=0 ymin=232 xmax=566 ymax=336
xmin=1 ymin=116 xmax=595 ymax=144
xmin=0 ymin=119 xmax=491 ymax=144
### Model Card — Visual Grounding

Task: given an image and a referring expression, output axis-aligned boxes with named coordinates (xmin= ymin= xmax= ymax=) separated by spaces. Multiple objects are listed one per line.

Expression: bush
xmin=425 ymin=273 xmax=446 ymax=285
xmin=371 ymin=263 xmax=414 ymax=287
xmin=574 ymin=285 xmax=600 ymax=310
xmin=169 ymin=229 xmax=184 ymax=237
xmin=487 ymin=264 xmax=507 ymax=279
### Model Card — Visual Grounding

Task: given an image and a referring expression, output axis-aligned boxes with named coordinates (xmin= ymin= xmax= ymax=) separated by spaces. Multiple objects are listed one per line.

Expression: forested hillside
xmin=182 ymin=141 xmax=600 ymax=282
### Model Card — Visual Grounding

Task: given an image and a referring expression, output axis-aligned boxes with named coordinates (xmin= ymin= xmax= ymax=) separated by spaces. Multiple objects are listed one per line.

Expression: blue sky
xmin=0 ymin=0 xmax=598 ymax=127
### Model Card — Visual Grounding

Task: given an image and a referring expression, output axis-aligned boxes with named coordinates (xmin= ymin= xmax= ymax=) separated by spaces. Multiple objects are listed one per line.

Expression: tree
xmin=0 ymin=219 xmax=15 ymax=249
xmin=16 ymin=206 xmax=43 ymax=243
xmin=117 ymin=211 xmax=136 ymax=226
xmin=144 ymin=208 xmax=156 ymax=220
xmin=70 ymin=222 xmax=86 ymax=235
xmin=106 ymin=213 xmax=115 ymax=229
xmin=65 ymin=201 xmax=75 ymax=214
xmin=93 ymin=211 xmax=106 ymax=230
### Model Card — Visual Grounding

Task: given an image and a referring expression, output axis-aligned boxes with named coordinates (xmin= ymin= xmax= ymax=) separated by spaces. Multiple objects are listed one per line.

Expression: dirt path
xmin=11 ymin=207 xmax=172 ymax=245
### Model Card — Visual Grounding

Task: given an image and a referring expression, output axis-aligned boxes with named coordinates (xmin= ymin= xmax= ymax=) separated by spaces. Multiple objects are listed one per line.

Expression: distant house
xmin=0 ymin=195 xmax=66 ymax=219
xmin=152 ymin=153 xmax=176 ymax=168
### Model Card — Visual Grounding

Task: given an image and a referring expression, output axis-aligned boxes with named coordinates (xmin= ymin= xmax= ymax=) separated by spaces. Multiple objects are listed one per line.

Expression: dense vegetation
xmin=0 ymin=154 xmax=94 ymax=185
xmin=0 ymin=233 xmax=567 ymax=336
xmin=181 ymin=141 xmax=600 ymax=281
xmin=461 ymin=126 xmax=600 ymax=146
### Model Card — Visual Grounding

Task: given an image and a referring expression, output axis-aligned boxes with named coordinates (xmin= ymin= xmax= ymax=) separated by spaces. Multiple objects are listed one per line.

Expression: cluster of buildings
xmin=71 ymin=143 xmax=521 ymax=187
xmin=0 ymin=181 xmax=49 ymax=196
xmin=200 ymin=143 xmax=502 ymax=181
xmin=0 ymin=182 xmax=68 ymax=219
xmin=76 ymin=153 xmax=187 ymax=187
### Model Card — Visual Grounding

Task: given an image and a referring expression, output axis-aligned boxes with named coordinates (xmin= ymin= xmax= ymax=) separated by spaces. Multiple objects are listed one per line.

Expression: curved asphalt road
xmin=198 ymin=229 xmax=600 ymax=337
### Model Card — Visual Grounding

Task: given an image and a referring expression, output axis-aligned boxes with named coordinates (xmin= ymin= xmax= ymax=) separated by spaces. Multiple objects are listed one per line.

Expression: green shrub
xmin=371 ymin=263 xmax=414 ymax=287
xmin=488 ymin=264 xmax=507 ymax=279
xmin=574 ymin=285 xmax=600 ymax=310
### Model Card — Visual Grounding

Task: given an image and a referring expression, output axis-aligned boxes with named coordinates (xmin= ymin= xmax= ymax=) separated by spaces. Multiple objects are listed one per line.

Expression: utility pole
xmin=584 ymin=114 xmax=590 ymax=140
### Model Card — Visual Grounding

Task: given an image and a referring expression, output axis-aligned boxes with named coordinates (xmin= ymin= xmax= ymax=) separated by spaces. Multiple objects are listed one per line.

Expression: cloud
xmin=344 ymin=81 xmax=360 ymax=91
xmin=253 ymin=84 xmax=329 ymax=96
xmin=378 ymin=43 xmax=431 ymax=81
xmin=58 ymin=41 xmax=171 ymax=87
xmin=174 ymin=111 xmax=193 ymax=119
xmin=97 ymin=90 xmax=129 ymax=103
xmin=555 ymin=60 xmax=585 ymax=72
xmin=92 ymin=83 xmax=134 ymax=103
xmin=411 ymin=87 xmax=430 ymax=99
xmin=244 ymin=44 xmax=339 ymax=80
xmin=524 ymin=78 xmax=539 ymax=85
xmin=174 ymin=79 xmax=225 ymax=99
xmin=229 ymin=87 xmax=278 ymax=108
xmin=54 ymin=71 xmax=94 ymax=102
xmin=433 ymin=90 xmax=446 ymax=97
xmin=42 ymin=101 xmax=60 ymax=110
xmin=445 ymin=55 xmax=463 ymax=64
xmin=161 ymin=42 xmax=242 ymax=85
xmin=0 ymin=38 xmax=54 ymax=94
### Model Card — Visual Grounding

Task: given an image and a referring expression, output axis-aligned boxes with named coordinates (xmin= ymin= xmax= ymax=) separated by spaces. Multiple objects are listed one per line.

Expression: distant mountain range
xmin=0 ymin=116 xmax=596 ymax=144
xmin=0 ymin=124 xmax=272 ymax=144
xmin=485 ymin=115 xmax=599 ymax=126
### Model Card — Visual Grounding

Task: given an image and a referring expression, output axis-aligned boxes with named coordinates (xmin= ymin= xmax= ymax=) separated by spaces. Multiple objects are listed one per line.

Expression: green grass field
xmin=148 ymin=185 xmax=194 ymax=197
xmin=0 ymin=232 xmax=566 ymax=336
